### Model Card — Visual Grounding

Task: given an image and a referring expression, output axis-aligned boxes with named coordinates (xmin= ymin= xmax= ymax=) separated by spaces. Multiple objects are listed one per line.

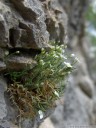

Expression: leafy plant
xmin=6 ymin=44 xmax=75 ymax=119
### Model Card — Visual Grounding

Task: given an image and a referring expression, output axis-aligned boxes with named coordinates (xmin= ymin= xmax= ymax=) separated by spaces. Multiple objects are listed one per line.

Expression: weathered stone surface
xmin=39 ymin=118 xmax=54 ymax=128
xmin=0 ymin=0 xmax=96 ymax=128
xmin=0 ymin=61 xmax=6 ymax=71
xmin=0 ymin=120 xmax=10 ymax=128
xmin=6 ymin=55 xmax=37 ymax=70
xmin=58 ymin=0 xmax=88 ymax=40
xmin=9 ymin=28 xmax=30 ymax=48
xmin=9 ymin=26 xmax=50 ymax=49
xmin=51 ymin=82 xmax=93 ymax=128
xmin=0 ymin=77 xmax=7 ymax=119
xmin=0 ymin=48 xmax=6 ymax=59
xmin=4 ymin=91 xmax=19 ymax=124
xmin=0 ymin=77 xmax=19 ymax=128
xmin=0 ymin=14 xmax=8 ymax=47
xmin=0 ymin=1 xmax=19 ymax=47
xmin=40 ymin=0 xmax=96 ymax=128
xmin=0 ymin=0 xmax=50 ymax=49
xmin=0 ymin=120 xmax=19 ymax=128
xmin=78 ymin=76 xmax=94 ymax=98
xmin=41 ymin=0 xmax=68 ymax=44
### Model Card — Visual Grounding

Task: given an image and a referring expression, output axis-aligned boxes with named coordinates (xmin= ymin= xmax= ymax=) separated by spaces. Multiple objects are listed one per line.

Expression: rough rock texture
xmin=0 ymin=76 xmax=7 ymax=119
xmin=0 ymin=0 xmax=49 ymax=49
xmin=41 ymin=0 xmax=96 ymax=128
xmin=0 ymin=0 xmax=50 ymax=127
xmin=41 ymin=0 xmax=68 ymax=43
xmin=6 ymin=55 xmax=37 ymax=70
xmin=0 ymin=0 xmax=96 ymax=128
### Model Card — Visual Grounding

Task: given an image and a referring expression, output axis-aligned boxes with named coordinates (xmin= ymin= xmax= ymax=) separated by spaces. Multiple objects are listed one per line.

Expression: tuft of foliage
xmin=6 ymin=44 xmax=75 ymax=119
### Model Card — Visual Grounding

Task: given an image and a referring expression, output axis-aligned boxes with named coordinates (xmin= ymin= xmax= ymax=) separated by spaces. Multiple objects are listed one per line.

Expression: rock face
xmin=0 ymin=76 xmax=7 ymax=119
xmin=0 ymin=0 xmax=49 ymax=49
xmin=0 ymin=0 xmax=96 ymax=128
xmin=0 ymin=0 xmax=50 ymax=127
xmin=41 ymin=0 xmax=96 ymax=128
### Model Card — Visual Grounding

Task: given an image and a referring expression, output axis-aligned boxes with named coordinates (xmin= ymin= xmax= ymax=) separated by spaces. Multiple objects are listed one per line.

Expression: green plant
xmin=6 ymin=44 xmax=75 ymax=119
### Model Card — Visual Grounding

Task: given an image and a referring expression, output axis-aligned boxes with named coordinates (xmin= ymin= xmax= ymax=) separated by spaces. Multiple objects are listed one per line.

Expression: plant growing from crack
xmin=5 ymin=44 xmax=76 ymax=119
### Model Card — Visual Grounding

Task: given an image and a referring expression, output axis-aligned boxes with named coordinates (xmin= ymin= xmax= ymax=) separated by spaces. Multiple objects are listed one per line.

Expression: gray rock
xmin=0 ymin=1 xmax=19 ymax=48
xmin=51 ymin=82 xmax=93 ymax=128
xmin=78 ymin=76 xmax=94 ymax=98
xmin=4 ymin=92 xmax=19 ymax=124
xmin=9 ymin=0 xmax=49 ymax=49
xmin=0 ymin=0 xmax=96 ymax=128
xmin=42 ymin=0 xmax=68 ymax=44
xmin=5 ymin=55 xmax=37 ymax=70
xmin=9 ymin=28 xmax=30 ymax=48
xmin=0 ymin=48 xmax=7 ymax=59
xmin=0 ymin=0 xmax=50 ymax=49
xmin=0 ymin=14 xmax=8 ymax=47
xmin=0 ymin=119 xmax=19 ymax=128
xmin=21 ymin=119 xmax=35 ymax=128
xmin=0 ymin=76 xmax=7 ymax=119
xmin=0 ymin=120 xmax=10 ymax=128
xmin=0 ymin=77 xmax=19 ymax=127
xmin=0 ymin=61 xmax=6 ymax=71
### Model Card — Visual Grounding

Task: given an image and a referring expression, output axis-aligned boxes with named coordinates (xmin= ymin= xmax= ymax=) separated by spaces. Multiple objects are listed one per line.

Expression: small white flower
xmin=61 ymin=45 xmax=64 ymax=48
xmin=38 ymin=110 xmax=43 ymax=119
xmin=63 ymin=56 xmax=67 ymax=59
xmin=62 ymin=50 xmax=65 ymax=54
xmin=68 ymin=71 xmax=71 ymax=74
xmin=55 ymin=55 xmax=59 ymax=58
xmin=53 ymin=54 xmax=58 ymax=58
xmin=71 ymin=53 xmax=80 ymax=63
xmin=41 ymin=48 xmax=45 ymax=54
xmin=41 ymin=82 xmax=44 ymax=86
xmin=41 ymin=48 xmax=44 ymax=51
xmin=71 ymin=54 xmax=75 ymax=57
xmin=54 ymin=91 xmax=59 ymax=97
xmin=60 ymin=54 xmax=67 ymax=59
xmin=39 ymin=60 xmax=45 ymax=65
xmin=75 ymin=57 xmax=80 ymax=63
xmin=64 ymin=62 xmax=72 ymax=68
xmin=50 ymin=64 xmax=52 ymax=68
xmin=5 ymin=51 xmax=9 ymax=56
xmin=16 ymin=51 xmax=20 ymax=54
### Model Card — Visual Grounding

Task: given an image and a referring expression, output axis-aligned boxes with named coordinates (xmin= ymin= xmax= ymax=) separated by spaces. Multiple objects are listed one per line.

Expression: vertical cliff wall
xmin=0 ymin=0 xmax=96 ymax=128
xmin=41 ymin=0 xmax=96 ymax=128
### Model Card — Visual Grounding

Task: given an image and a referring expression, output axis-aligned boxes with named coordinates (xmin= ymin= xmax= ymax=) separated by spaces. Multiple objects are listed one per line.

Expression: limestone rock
xmin=0 ymin=14 xmax=8 ymax=47
xmin=6 ymin=55 xmax=37 ymax=70
xmin=0 ymin=77 xmax=7 ymax=119
xmin=0 ymin=48 xmax=7 ymax=59
xmin=0 ymin=120 xmax=10 ymax=128
xmin=0 ymin=1 xmax=19 ymax=48
xmin=51 ymin=83 xmax=93 ymax=128
xmin=0 ymin=120 xmax=19 ymax=128
xmin=39 ymin=118 xmax=54 ymax=128
xmin=0 ymin=61 xmax=6 ymax=71
xmin=0 ymin=0 xmax=96 ymax=128
xmin=78 ymin=76 xmax=94 ymax=98
xmin=42 ymin=0 xmax=68 ymax=44
xmin=4 ymin=91 xmax=19 ymax=124
xmin=0 ymin=0 xmax=50 ymax=49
